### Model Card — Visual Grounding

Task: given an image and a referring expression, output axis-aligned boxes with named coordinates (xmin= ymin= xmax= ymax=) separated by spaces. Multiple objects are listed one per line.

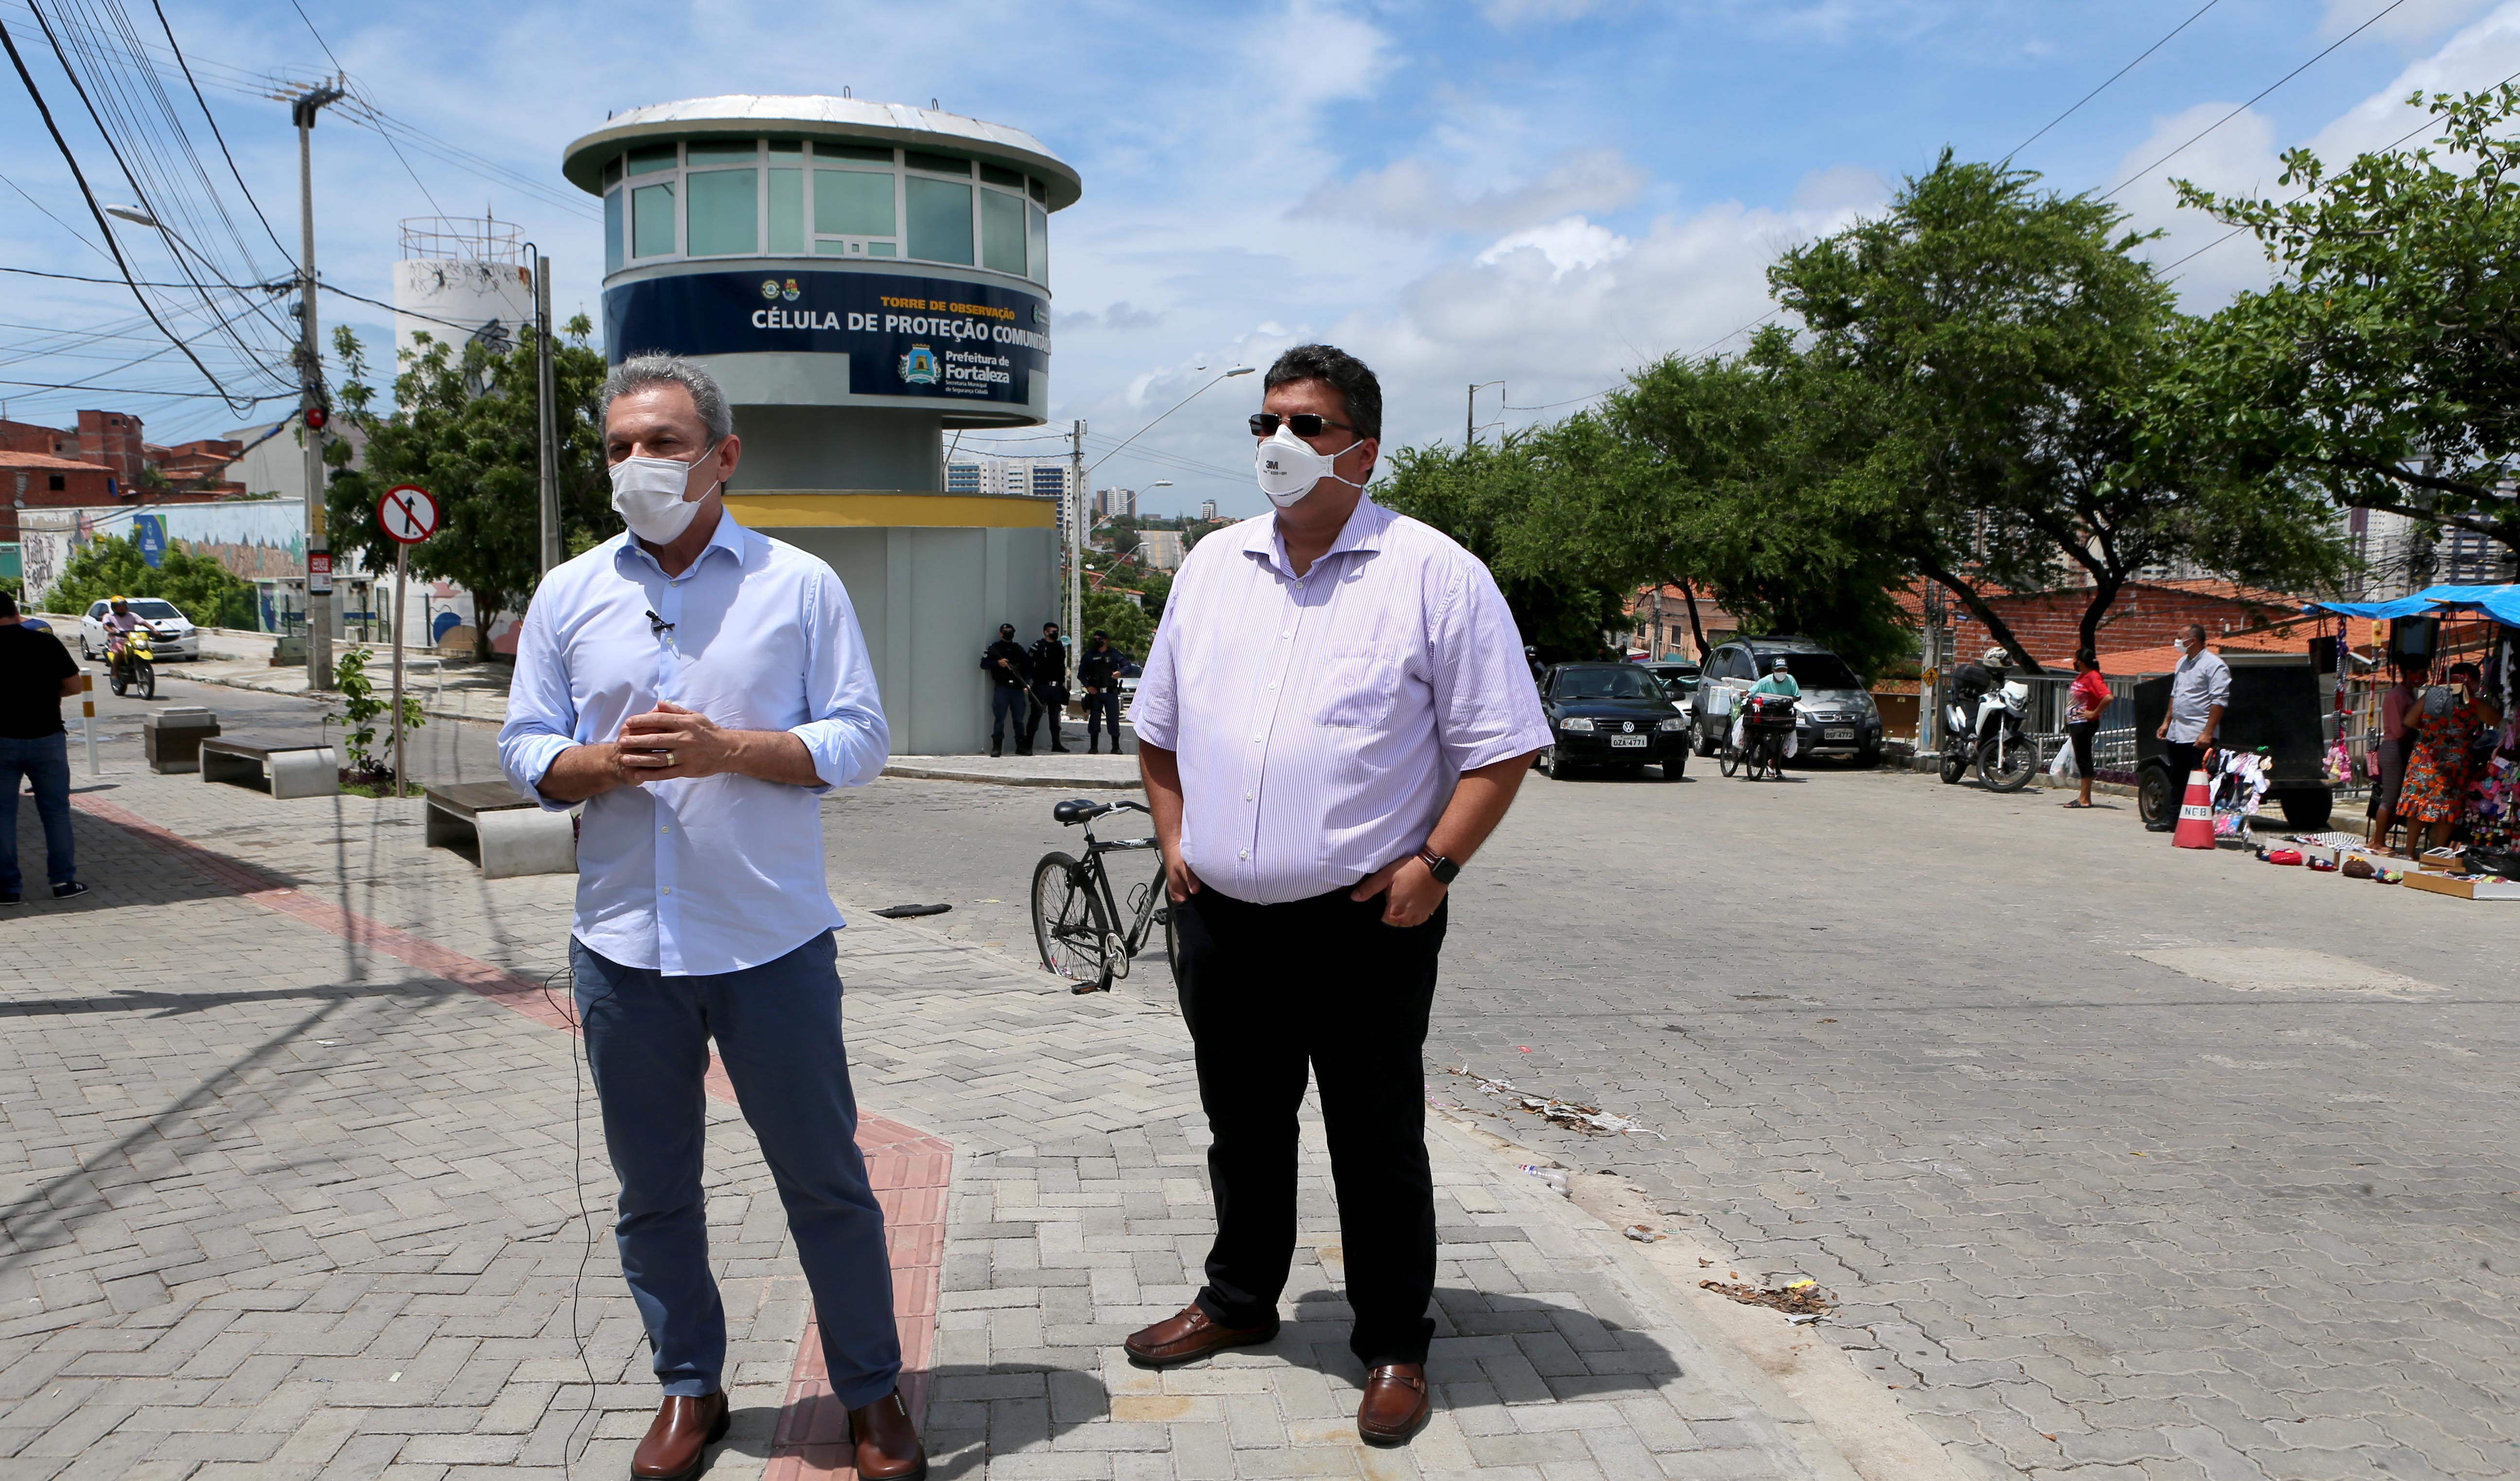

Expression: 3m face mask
xmin=1253 ymin=425 xmax=1364 ymax=510
xmin=610 ymin=445 xmax=721 ymax=544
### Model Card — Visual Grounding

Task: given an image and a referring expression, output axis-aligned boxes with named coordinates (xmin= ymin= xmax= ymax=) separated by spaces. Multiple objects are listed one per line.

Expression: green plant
xmin=46 ymin=534 xmax=257 ymax=628
xmin=331 ymin=646 xmax=424 ymax=783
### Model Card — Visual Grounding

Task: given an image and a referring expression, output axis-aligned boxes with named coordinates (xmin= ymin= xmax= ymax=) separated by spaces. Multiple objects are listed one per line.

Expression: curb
xmin=881 ymin=763 xmax=1145 ymax=789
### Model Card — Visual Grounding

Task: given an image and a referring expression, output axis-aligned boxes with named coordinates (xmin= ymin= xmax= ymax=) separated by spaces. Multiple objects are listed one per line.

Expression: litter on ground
xmin=1623 ymin=1224 xmax=1666 ymax=1242
xmin=1441 ymin=1066 xmax=1665 ymax=1138
xmin=1699 ymin=1279 xmax=1836 ymax=1318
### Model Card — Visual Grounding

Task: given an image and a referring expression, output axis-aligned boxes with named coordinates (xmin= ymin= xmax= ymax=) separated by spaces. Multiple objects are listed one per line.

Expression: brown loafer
xmin=631 ymin=1391 xmax=729 ymax=1481
xmin=1122 ymin=1303 xmax=1279 ymax=1369
xmin=1356 ymin=1363 xmax=1432 ymax=1447
xmin=847 ymin=1387 xmax=928 ymax=1481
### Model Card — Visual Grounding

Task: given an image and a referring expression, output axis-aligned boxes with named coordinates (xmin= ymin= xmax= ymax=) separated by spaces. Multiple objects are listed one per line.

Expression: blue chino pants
xmin=989 ymin=685 xmax=1026 ymax=745
xmin=571 ymin=932 xmax=900 ymax=1405
xmin=0 ymin=734 xmax=76 ymax=894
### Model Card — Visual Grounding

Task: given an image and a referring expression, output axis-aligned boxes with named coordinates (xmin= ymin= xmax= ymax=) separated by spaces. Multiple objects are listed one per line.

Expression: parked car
xmin=1690 ymin=636 xmax=1883 ymax=766
xmin=79 ymin=598 xmax=198 ymax=662
xmin=1641 ymin=660 xmax=1700 ymax=705
xmin=1535 ymin=663 xmax=1690 ymax=780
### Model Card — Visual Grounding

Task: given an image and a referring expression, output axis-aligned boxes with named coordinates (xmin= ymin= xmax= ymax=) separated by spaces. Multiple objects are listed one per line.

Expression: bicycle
xmin=1030 ymin=797 xmax=1182 ymax=994
xmin=1717 ymin=694 xmax=1796 ymax=780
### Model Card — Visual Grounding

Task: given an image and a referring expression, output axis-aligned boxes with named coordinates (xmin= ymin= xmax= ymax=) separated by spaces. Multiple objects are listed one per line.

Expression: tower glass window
xmin=767 ymin=168 xmax=805 ymax=253
xmin=905 ymin=176 xmax=974 ymax=265
xmin=632 ymin=181 xmax=676 ymax=258
xmin=815 ymin=169 xmax=894 ymax=237
xmin=980 ymin=188 xmax=1026 ymax=275
xmin=605 ymin=188 xmax=624 ymax=273
xmin=686 ymin=168 xmax=758 ymax=256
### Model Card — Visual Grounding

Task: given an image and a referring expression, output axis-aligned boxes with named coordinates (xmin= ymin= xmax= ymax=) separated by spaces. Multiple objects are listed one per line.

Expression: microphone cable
xmin=537 ymin=963 xmax=614 ymax=1481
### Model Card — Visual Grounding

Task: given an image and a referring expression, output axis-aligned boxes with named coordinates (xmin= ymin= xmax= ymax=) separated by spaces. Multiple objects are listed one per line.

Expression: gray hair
xmin=600 ymin=353 xmax=734 ymax=443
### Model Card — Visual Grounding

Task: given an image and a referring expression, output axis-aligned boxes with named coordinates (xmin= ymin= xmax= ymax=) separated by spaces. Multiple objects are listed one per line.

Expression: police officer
xmin=1025 ymin=621 xmax=1071 ymax=754
xmin=981 ymin=623 xmax=1031 ymax=757
xmin=1078 ymin=630 xmax=1126 ymax=754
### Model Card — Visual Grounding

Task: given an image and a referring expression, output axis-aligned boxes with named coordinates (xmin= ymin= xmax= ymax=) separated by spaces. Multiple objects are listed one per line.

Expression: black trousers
xmin=1025 ymin=687 xmax=1068 ymax=748
xmin=1174 ymin=885 xmax=1446 ymax=1369
xmin=2163 ymin=740 xmax=2205 ymax=829
xmin=2065 ymin=721 xmax=2097 ymax=777
xmin=1085 ymin=688 xmax=1122 ymax=747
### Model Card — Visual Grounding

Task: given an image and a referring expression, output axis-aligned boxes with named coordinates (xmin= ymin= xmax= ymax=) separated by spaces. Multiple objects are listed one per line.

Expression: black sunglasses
xmin=1249 ymin=412 xmax=1356 ymax=439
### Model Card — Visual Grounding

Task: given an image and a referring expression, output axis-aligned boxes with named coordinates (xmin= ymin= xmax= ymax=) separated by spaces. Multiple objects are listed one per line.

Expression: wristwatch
xmin=1416 ymin=847 xmax=1460 ymax=885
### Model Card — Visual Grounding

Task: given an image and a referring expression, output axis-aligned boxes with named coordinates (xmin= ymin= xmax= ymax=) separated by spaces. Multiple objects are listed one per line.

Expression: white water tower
xmin=391 ymin=216 xmax=537 ymax=365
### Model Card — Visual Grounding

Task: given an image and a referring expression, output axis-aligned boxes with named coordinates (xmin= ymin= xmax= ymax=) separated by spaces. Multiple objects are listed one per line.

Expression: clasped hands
xmin=608 ymin=700 xmax=744 ymax=785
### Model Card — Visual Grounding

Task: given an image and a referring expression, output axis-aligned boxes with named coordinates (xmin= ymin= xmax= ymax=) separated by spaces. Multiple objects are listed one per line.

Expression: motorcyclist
xmin=1024 ymin=621 xmax=1071 ymax=755
xmin=1077 ymin=630 xmax=1127 ymax=754
xmin=1735 ymin=656 xmax=1802 ymax=777
xmin=101 ymin=596 xmax=143 ymax=674
xmin=980 ymin=622 xmax=1031 ymax=758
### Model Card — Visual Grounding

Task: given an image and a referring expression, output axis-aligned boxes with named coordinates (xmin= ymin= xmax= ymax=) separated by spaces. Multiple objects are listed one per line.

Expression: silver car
xmin=1690 ymin=638 xmax=1883 ymax=765
xmin=79 ymin=598 xmax=200 ymax=662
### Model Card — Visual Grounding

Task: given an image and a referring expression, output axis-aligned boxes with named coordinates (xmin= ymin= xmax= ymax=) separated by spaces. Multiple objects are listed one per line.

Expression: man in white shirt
xmin=498 ymin=355 xmax=921 ymax=1481
xmin=1123 ymin=345 xmax=1551 ymax=1447
xmin=2148 ymin=623 xmax=2230 ymax=834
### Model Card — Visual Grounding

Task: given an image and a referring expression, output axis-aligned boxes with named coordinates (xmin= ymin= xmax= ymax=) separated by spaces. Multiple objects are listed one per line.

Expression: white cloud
xmin=1297 ymin=149 xmax=1646 ymax=234
xmin=1478 ymin=0 xmax=1626 ymax=25
xmin=1473 ymin=216 xmax=1632 ymax=277
xmin=2321 ymin=0 xmax=2499 ymax=43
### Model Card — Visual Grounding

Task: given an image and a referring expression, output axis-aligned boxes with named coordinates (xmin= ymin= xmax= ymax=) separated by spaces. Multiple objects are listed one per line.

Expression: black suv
xmin=1689 ymin=637 xmax=1883 ymax=766
xmin=1536 ymin=663 xmax=1691 ymax=780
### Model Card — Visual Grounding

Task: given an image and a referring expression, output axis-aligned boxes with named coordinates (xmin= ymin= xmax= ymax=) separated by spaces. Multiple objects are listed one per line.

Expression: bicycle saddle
xmin=1052 ymin=798 xmax=1113 ymax=825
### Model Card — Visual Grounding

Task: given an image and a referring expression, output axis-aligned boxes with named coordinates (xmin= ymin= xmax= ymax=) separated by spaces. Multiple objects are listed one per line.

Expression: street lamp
xmin=1069 ymin=367 xmax=1254 ymax=645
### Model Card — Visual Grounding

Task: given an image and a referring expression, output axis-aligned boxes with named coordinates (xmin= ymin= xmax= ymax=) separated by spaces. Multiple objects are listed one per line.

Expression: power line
xmin=2099 ymin=0 xmax=2409 ymax=202
xmin=148 ymin=0 xmax=290 ymax=266
xmin=0 ymin=12 xmax=259 ymax=411
xmin=0 ymin=373 xmax=293 ymax=399
xmin=0 ymin=261 xmax=275 ymax=288
xmin=2003 ymin=0 xmax=2222 ymax=164
xmin=285 ymin=0 xmax=446 ymax=220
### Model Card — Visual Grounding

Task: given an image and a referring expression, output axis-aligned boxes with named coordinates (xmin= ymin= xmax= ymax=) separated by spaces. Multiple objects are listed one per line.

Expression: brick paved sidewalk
xmin=0 ymin=757 xmax=1856 ymax=1481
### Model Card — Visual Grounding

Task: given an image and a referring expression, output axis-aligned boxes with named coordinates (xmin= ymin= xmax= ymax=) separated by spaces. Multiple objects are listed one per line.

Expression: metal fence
xmin=2012 ymin=673 xmax=2141 ymax=779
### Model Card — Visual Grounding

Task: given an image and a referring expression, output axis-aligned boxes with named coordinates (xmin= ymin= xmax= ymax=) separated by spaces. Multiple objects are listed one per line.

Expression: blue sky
xmin=5 ymin=0 xmax=2520 ymax=516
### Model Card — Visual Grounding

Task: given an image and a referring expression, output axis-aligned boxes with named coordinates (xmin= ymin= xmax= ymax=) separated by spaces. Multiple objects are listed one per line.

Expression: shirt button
xmin=661 ymin=825 xmax=670 ymax=833
xmin=661 ymin=886 xmax=672 ymax=895
xmin=1280 ymin=631 xmax=1291 ymax=639
xmin=1252 ymin=735 xmax=1262 ymax=743
xmin=1244 ymin=791 xmax=1253 ymax=800
xmin=1239 ymin=850 xmax=1249 ymax=860
xmin=1267 ymin=681 xmax=1277 ymax=689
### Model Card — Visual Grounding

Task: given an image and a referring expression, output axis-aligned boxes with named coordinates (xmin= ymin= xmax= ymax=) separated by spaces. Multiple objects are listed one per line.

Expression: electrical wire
xmin=284 ymin=0 xmax=446 ymax=221
xmin=148 ymin=0 xmax=290 ymax=265
xmin=2099 ymin=0 xmax=2410 ymax=202
xmin=0 ymin=13 xmax=261 ymax=411
xmin=0 ymin=163 xmax=111 ymax=259
xmin=0 ymin=374 xmax=293 ymax=398
xmin=0 ymin=261 xmax=276 ymax=288
xmin=534 ymin=962 xmax=612 ymax=1481
xmin=2004 ymin=0 xmax=2223 ymax=165
xmin=2158 ymin=61 xmax=2520 ymax=279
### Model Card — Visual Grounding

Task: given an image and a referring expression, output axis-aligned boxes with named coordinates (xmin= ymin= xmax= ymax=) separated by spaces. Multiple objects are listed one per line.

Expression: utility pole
xmin=1467 ymin=384 xmax=1475 ymax=448
xmin=1067 ymin=420 xmax=1085 ymax=644
xmin=534 ymin=251 xmax=560 ymax=575
xmin=293 ymin=80 xmax=345 ymax=691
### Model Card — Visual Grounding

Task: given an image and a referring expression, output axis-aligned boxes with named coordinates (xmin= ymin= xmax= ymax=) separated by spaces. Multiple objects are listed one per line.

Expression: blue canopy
xmin=2302 ymin=584 xmax=2520 ymax=623
xmin=2419 ymin=583 xmax=2520 ymax=627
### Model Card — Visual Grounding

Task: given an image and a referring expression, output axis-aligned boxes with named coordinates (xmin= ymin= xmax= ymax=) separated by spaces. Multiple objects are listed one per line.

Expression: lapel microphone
xmin=646 ymin=609 xmax=674 ymax=637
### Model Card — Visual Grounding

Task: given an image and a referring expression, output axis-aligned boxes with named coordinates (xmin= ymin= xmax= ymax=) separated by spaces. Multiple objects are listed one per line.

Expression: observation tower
xmin=562 ymin=96 xmax=1080 ymax=753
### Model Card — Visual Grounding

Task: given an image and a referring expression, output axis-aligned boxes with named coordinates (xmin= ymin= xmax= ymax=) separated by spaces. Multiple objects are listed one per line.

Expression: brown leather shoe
xmin=1122 ymin=1303 xmax=1279 ymax=1369
xmin=1356 ymin=1363 xmax=1432 ymax=1447
xmin=846 ymin=1387 xmax=928 ymax=1481
xmin=630 ymin=1391 xmax=729 ymax=1481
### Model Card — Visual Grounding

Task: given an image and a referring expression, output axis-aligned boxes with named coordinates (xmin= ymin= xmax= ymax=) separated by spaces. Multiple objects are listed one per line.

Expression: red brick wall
xmin=76 ymin=409 xmax=144 ymax=487
xmin=0 ymin=459 xmax=120 ymax=543
xmin=1948 ymin=584 xmax=2294 ymax=667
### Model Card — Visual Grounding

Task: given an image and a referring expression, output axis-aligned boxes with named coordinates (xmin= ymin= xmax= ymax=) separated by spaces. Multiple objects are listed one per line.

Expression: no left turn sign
xmin=379 ymin=484 xmax=439 ymax=545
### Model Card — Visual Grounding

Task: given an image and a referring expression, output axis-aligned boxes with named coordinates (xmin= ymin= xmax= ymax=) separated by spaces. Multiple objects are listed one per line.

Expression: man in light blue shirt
xmin=498 ymin=355 xmax=921 ymax=1481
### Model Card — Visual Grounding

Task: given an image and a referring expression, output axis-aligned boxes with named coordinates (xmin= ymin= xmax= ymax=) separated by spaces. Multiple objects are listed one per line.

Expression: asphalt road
xmin=814 ymin=760 xmax=2520 ymax=1481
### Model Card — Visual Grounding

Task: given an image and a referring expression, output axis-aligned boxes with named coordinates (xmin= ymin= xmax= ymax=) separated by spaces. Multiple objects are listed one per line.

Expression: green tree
xmin=2171 ymin=83 xmax=2520 ymax=564
xmin=1769 ymin=152 xmax=2347 ymax=668
xmin=325 ymin=319 xmax=613 ymax=659
xmin=47 ymin=534 xmax=257 ymax=629
xmin=1377 ymin=437 xmax=1633 ymax=663
xmin=1082 ymin=588 xmax=1154 ymax=656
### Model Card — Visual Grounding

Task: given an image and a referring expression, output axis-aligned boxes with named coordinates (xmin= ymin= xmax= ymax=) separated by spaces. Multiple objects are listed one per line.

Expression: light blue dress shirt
xmin=498 ymin=515 xmax=890 ymax=975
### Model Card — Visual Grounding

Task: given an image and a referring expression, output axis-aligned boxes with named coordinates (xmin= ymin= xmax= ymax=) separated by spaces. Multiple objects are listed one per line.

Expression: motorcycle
xmin=107 ymin=629 xmax=156 ymax=701
xmin=1937 ymin=673 xmax=2037 ymax=792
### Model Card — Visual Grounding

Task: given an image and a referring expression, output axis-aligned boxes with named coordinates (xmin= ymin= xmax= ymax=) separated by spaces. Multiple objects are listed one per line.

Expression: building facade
xmin=563 ymin=94 xmax=1080 ymax=753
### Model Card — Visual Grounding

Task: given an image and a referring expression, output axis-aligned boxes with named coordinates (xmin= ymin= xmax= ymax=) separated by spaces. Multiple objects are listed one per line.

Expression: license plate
xmin=1610 ymin=734 xmax=1648 ymax=748
xmin=1825 ymin=728 xmax=1854 ymax=740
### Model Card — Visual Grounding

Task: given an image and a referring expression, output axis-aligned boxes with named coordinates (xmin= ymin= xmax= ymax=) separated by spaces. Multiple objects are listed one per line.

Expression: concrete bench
xmin=199 ymin=733 xmax=338 ymax=799
xmin=424 ymin=780 xmax=577 ymax=879
xmin=144 ymin=707 xmax=221 ymax=774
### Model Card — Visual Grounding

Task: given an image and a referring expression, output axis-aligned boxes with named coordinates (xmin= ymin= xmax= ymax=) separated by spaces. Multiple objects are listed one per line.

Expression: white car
xmin=79 ymin=598 xmax=199 ymax=661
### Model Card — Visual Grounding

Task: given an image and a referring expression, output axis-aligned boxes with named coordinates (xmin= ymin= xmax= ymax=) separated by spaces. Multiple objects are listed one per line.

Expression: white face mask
xmin=610 ymin=445 xmax=721 ymax=544
xmin=1254 ymin=424 xmax=1365 ymax=510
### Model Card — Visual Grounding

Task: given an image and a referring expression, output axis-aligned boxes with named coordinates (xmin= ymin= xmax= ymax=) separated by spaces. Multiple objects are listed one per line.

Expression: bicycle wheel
xmin=1031 ymin=852 xmax=1113 ymax=989
xmin=1718 ymin=740 xmax=1740 ymax=777
xmin=1161 ymin=897 xmax=1184 ymax=984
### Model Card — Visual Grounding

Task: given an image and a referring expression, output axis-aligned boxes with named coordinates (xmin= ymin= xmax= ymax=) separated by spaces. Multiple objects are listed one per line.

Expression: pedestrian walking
xmin=0 ymin=591 xmax=88 ymax=904
xmin=496 ymin=354 xmax=921 ymax=1481
xmin=2366 ymin=658 xmax=2425 ymax=854
xmin=1024 ymin=620 xmax=1071 ymax=754
xmin=2148 ymin=624 xmax=2228 ymax=834
xmin=982 ymin=622 xmax=1030 ymax=757
xmin=1124 ymin=343 xmax=1551 ymax=1448
xmin=2398 ymin=660 xmax=2501 ymax=857
xmin=1077 ymin=629 xmax=1127 ymax=753
xmin=2061 ymin=649 xmax=2108 ymax=809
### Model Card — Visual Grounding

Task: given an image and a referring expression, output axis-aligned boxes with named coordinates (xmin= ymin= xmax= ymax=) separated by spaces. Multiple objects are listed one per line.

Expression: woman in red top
xmin=2062 ymin=650 xmax=2110 ymax=809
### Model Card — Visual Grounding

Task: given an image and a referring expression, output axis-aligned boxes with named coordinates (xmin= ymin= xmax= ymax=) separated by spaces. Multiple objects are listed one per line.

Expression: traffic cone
xmin=2173 ymin=768 xmax=2217 ymax=849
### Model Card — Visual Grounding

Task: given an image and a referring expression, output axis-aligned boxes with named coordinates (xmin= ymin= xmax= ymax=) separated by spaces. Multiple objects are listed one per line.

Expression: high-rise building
xmin=945 ymin=461 xmax=982 ymax=494
xmin=1199 ymin=499 xmax=1217 ymax=522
